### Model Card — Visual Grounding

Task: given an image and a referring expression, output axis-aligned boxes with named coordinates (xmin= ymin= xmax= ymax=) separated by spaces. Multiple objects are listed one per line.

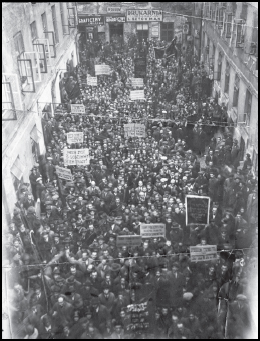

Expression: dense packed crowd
xmin=5 ymin=35 xmax=258 ymax=339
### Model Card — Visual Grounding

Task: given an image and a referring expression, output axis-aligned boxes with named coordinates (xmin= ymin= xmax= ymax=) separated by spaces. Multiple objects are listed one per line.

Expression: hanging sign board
xmin=67 ymin=132 xmax=84 ymax=144
xmin=116 ymin=235 xmax=142 ymax=247
xmin=55 ymin=166 xmax=73 ymax=181
xmin=78 ymin=15 xmax=104 ymax=26
xmin=190 ymin=245 xmax=218 ymax=262
xmin=107 ymin=7 xmax=121 ymax=13
xmin=185 ymin=195 xmax=210 ymax=225
xmin=130 ymin=90 xmax=145 ymax=100
xmin=131 ymin=78 xmax=144 ymax=88
xmin=87 ymin=76 xmax=98 ymax=86
xmin=126 ymin=9 xmax=163 ymax=22
xmin=95 ymin=64 xmax=111 ymax=75
xmin=140 ymin=223 xmax=166 ymax=238
xmin=105 ymin=16 xmax=126 ymax=23
xmin=71 ymin=104 xmax=85 ymax=114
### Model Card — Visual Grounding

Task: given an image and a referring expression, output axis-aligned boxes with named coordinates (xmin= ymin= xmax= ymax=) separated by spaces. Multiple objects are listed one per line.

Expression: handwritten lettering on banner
xmin=64 ymin=148 xmax=89 ymax=166
xmin=130 ymin=90 xmax=145 ymax=100
xmin=190 ymin=245 xmax=217 ymax=262
xmin=124 ymin=123 xmax=135 ymax=137
xmin=55 ymin=166 xmax=73 ymax=181
xmin=87 ymin=76 xmax=97 ymax=86
xmin=70 ymin=104 xmax=85 ymax=114
xmin=67 ymin=132 xmax=83 ymax=144
xmin=95 ymin=64 xmax=111 ymax=75
xmin=134 ymin=123 xmax=146 ymax=138
xmin=140 ymin=223 xmax=166 ymax=238
xmin=185 ymin=195 xmax=210 ymax=225
xmin=131 ymin=78 xmax=144 ymax=88
xmin=126 ymin=302 xmax=150 ymax=331
xmin=116 ymin=235 xmax=142 ymax=247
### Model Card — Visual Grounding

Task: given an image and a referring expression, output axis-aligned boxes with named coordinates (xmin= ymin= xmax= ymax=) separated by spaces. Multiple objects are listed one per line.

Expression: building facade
xmin=192 ymin=2 xmax=258 ymax=174
xmin=2 ymin=2 xmax=79 ymax=228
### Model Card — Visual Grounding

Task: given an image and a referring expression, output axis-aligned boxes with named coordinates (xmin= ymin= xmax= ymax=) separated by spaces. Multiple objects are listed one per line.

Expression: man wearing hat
xmin=246 ymin=189 xmax=258 ymax=228
xmin=29 ymin=166 xmax=41 ymax=201
xmin=90 ymin=296 xmax=110 ymax=334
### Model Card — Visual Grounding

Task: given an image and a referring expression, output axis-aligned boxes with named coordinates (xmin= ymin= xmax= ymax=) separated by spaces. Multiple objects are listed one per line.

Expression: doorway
xmin=109 ymin=23 xmax=124 ymax=43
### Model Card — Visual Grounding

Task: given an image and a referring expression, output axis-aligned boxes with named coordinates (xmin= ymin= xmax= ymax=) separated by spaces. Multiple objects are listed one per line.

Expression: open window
xmin=63 ymin=6 xmax=76 ymax=34
xmin=235 ymin=19 xmax=245 ymax=48
xmin=11 ymin=156 xmax=25 ymax=198
xmin=34 ymin=38 xmax=52 ymax=67
xmin=23 ymin=51 xmax=42 ymax=83
xmin=33 ymin=41 xmax=47 ymax=73
xmin=17 ymin=54 xmax=35 ymax=92
xmin=44 ymin=31 xmax=56 ymax=58
xmin=2 ymin=73 xmax=23 ymax=120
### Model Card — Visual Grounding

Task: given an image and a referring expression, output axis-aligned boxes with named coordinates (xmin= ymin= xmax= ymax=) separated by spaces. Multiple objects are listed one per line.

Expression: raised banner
xmin=124 ymin=123 xmax=145 ymax=138
xmin=116 ymin=235 xmax=142 ymax=247
xmin=140 ymin=223 xmax=166 ymax=238
xmin=95 ymin=64 xmax=111 ymax=75
xmin=131 ymin=78 xmax=144 ymax=88
xmin=87 ymin=76 xmax=97 ymax=86
xmin=185 ymin=195 xmax=210 ymax=225
xmin=64 ymin=148 xmax=89 ymax=166
xmin=55 ymin=166 xmax=73 ymax=181
xmin=71 ymin=104 xmax=85 ymax=114
xmin=190 ymin=245 xmax=218 ymax=262
xmin=126 ymin=302 xmax=150 ymax=332
xmin=130 ymin=90 xmax=145 ymax=100
xmin=67 ymin=132 xmax=83 ymax=144
xmin=126 ymin=9 xmax=163 ymax=22
xmin=134 ymin=124 xmax=146 ymax=137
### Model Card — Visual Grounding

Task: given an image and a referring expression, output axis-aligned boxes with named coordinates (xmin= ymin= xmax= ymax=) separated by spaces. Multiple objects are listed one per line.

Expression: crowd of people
xmin=4 ymin=35 xmax=258 ymax=339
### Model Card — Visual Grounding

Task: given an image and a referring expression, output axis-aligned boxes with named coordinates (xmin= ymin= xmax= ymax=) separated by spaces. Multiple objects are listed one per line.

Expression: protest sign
xmin=95 ymin=64 xmax=111 ymax=75
xmin=55 ymin=166 xmax=73 ymax=181
xmin=134 ymin=123 xmax=146 ymax=138
xmin=131 ymin=78 xmax=144 ymax=88
xmin=126 ymin=302 xmax=150 ymax=332
xmin=130 ymin=90 xmax=145 ymax=100
xmin=134 ymin=57 xmax=146 ymax=78
xmin=185 ymin=195 xmax=210 ymax=225
xmin=116 ymin=235 xmax=142 ymax=247
xmin=140 ymin=224 xmax=166 ymax=238
xmin=71 ymin=104 xmax=85 ymax=114
xmin=67 ymin=132 xmax=83 ymax=144
xmin=124 ymin=123 xmax=145 ymax=138
xmin=64 ymin=148 xmax=89 ymax=166
xmin=87 ymin=76 xmax=97 ymax=86
xmin=190 ymin=245 xmax=217 ymax=262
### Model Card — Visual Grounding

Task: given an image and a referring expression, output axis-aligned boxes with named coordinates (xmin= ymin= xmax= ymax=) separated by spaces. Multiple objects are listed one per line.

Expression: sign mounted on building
xmin=126 ymin=9 xmax=163 ymax=22
xmin=107 ymin=7 xmax=121 ymax=13
xmin=78 ymin=15 xmax=104 ymax=26
xmin=105 ymin=16 xmax=126 ymax=23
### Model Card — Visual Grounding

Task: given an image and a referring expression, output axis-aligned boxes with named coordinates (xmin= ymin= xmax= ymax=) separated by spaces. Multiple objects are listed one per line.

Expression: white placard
xmin=131 ymin=78 xmax=144 ymax=88
xmin=87 ymin=76 xmax=97 ymax=86
xmin=95 ymin=64 xmax=111 ymax=75
xmin=190 ymin=245 xmax=217 ymax=262
xmin=71 ymin=104 xmax=85 ymax=114
xmin=64 ymin=148 xmax=89 ymax=166
xmin=140 ymin=223 xmax=166 ymax=238
xmin=55 ymin=166 xmax=73 ymax=181
xmin=67 ymin=132 xmax=84 ymax=144
xmin=130 ymin=90 xmax=145 ymax=100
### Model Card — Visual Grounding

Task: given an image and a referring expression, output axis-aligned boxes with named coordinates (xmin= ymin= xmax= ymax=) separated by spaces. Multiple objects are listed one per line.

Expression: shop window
xmin=233 ymin=74 xmax=240 ymax=107
xmin=51 ymin=5 xmax=59 ymax=44
xmin=136 ymin=23 xmax=148 ymax=42
xmin=161 ymin=23 xmax=174 ymax=42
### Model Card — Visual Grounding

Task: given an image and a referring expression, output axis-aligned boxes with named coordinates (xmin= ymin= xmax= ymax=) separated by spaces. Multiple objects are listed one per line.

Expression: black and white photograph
xmin=2 ymin=2 xmax=258 ymax=339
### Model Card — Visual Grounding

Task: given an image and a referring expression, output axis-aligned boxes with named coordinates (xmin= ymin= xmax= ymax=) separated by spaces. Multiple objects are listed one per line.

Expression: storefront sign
xmin=95 ymin=64 xmax=111 ymax=75
xmin=126 ymin=9 xmax=163 ymax=22
xmin=130 ymin=90 xmax=145 ymax=100
xmin=190 ymin=245 xmax=217 ymax=262
xmin=67 ymin=132 xmax=83 ymax=144
xmin=185 ymin=195 xmax=210 ymax=225
xmin=64 ymin=148 xmax=89 ymax=166
xmin=105 ymin=16 xmax=126 ymax=23
xmin=87 ymin=76 xmax=98 ymax=86
xmin=131 ymin=78 xmax=144 ymax=88
xmin=78 ymin=15 xmax=104 ymax=26
xmin=71 ymin=104 xmax=85 ymax=114
xmin=55 ymin=166 xmax=73 ymax=181
xmin=107 ymin=7 xmax=121 ymax=13
xmin=116 ymin=235 xmax=142 ymax=247
xmin=140 ymin=223 xmax=166 ymax=238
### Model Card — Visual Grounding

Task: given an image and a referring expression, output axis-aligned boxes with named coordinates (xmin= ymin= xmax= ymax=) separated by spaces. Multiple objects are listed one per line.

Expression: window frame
xmin=41 ymin=12 xmax=48 ymax=39
xmin=51 ymin=4 xmax=59 ymax=45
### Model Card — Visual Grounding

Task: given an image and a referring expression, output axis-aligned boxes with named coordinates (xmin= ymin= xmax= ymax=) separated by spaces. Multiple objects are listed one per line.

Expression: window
xmin=136 ymin=23 xmax=148 ymax=42
xmin=217 ymin=51 xmax=223 ymax=81
xmin=60 ymin=3 xmax=66 ymax=35
xmin=11 ymin=156 xmax=24 ymax=199
xmin=233 ymin=74 xmax=240 ymax=107
xmin=224 ymin=62 xmax=230 ymax=94
xmin=41 ymin=12 xmax=48 ymax=39
xmin=51 ymin=5 xmax=59 ymax=44
xmin=244 ymin=89 xmax=252 ymax=125
xmin=161 ymin=23 xmax=174 ymax=42
xmin=13 ymin=31 xmax=25 ymax=57
xmin=226 ymin=13 xmax=233 ymax=38
xmin=30 ymin=21 xmax=38 ymax=44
